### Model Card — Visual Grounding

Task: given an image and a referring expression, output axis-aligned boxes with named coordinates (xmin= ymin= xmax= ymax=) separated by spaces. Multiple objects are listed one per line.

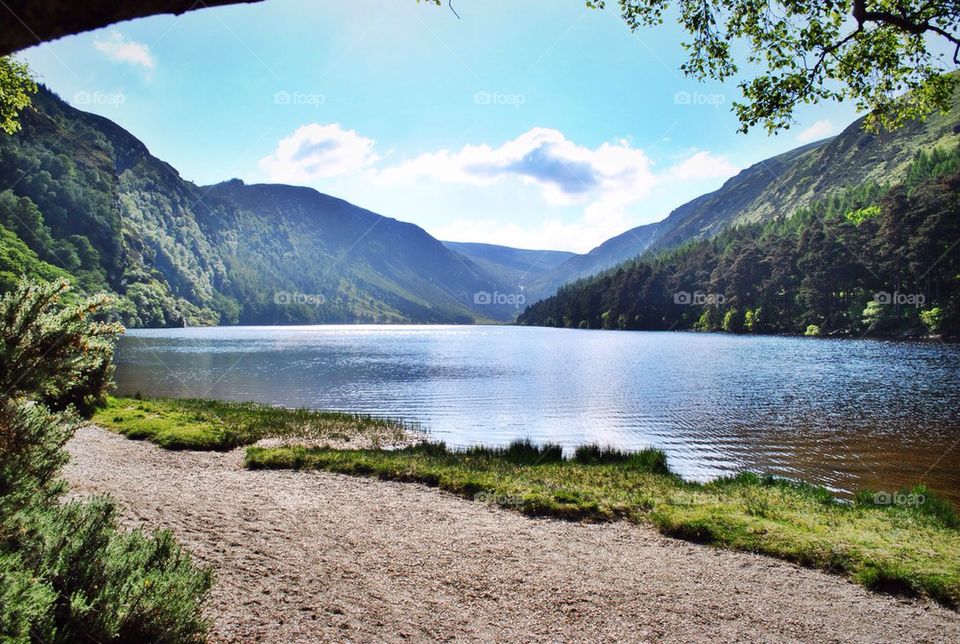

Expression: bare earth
xmin=65 ymin=426 xmax=960 ymax=643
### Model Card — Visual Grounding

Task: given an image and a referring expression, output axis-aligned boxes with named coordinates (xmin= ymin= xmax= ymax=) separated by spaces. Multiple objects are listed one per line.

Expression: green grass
xmin=97 ymin=398 xmax=960 ymax=607
xmin=245 ymin=440 xmax=960 ymax=607
xmin=93 ymin=396 xmax=414 ymax=450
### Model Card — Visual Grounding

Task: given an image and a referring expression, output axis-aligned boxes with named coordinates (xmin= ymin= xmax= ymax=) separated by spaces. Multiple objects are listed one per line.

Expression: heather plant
xmin=0 ymin=278 xmax=123 ymax=415
xmin=0 ymin=279 xmax=212 ymax=642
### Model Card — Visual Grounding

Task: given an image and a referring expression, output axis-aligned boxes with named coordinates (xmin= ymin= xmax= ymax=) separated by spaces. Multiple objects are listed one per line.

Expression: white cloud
xmin=94 ymin=31 xmax=156 ymax=69
xmin=668 ymin=150 xmax=739 ymax=181
xmin=431 ymin=208 xmax=635 ymax=255
xmin=257 ymin=124 xmax=740 ymax=252
xmin=374 ymin=132 xmax=737 ymax=250
xmin=795 ymin=119 xmax=836 ymax=143
xmin=259 ymin=123 xmax=380 ymax=182
xmin=375 ymin=127 xmax=658 ymax=208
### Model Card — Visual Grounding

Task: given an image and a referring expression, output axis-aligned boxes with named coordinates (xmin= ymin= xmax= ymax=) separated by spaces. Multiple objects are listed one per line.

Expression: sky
xmin=20 ymin=0 xmax=860 ymax=253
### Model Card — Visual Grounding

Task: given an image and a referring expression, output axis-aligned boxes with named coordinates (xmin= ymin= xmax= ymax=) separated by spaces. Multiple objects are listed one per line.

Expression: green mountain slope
xmin=0 ymin=87 xmax=517 ymax=326
xmin=443 ymin=241 xmax=576 ymax=292
xmin=535 ymin=86 xmax=960 ymax=299
xmin=519 ymin=147 xmax=960 ymax=337
xmin=524 ymin=221 xmax=661 ymax=301
xmin=0 ymin=220 xmax=71 ymax=290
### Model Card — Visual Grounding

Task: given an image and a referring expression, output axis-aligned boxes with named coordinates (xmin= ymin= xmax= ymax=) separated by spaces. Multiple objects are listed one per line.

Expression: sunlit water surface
xmin=114 ymin=326 xmax=960 ymax=503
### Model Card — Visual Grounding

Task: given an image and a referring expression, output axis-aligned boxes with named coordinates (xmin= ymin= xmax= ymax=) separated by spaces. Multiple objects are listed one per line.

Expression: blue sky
xmin=21 ymin=0 xmax=859 ymax=252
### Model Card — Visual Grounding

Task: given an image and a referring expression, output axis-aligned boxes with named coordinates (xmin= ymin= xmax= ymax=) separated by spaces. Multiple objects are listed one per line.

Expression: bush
xmin=722 ymin=308 xmax=744 ymax=333
xmin=694 ymin=307 xmax=720 ymax=331
xmin=920 ymin=307 xmax=944 ymax=334
xmin=0 ymin=279 xmax=212 ymax=642
xmin=744 ymin=307 xmax=762 ymax=333
xmin=0 ymin=279 xmax=123 ymax=416
xmin=2 ymin=494 xmax=212 ymax=643
xmin=861 ymin=300 xmax=897 ymax=334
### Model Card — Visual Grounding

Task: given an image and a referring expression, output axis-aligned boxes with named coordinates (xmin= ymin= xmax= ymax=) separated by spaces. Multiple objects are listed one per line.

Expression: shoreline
xmin=65 ymin=425 xmax=960 ymax=642
xmin=93 ymin=397 xmax=960 ymax=608
xmin=119 ymin=321 xmax=959 ymax=343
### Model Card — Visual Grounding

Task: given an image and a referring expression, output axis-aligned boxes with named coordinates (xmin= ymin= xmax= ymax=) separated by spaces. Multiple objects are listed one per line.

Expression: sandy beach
xmin=65 ymin=425 xmax=960 ymax=643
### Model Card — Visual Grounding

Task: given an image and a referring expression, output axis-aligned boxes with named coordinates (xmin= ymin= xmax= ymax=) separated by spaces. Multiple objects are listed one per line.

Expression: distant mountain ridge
xmin=0 ymin=87 xmax=519 ymax=326
xmin=3 ymin=83 xmax=959 ymax=327
xmin=442 ymin=241 xmax=575 ymax=292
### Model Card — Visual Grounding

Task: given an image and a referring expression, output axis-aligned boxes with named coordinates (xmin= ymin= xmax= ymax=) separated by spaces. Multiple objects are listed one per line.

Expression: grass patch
xmin=93 ymin=396 xmax=415 ymax=451
xmin=246 ymin=440 xmax=960 ymax=607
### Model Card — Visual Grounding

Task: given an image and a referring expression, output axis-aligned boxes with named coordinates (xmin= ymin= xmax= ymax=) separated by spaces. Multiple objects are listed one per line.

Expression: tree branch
xmin=852 ymin=0 xmax=960 ymax=64
xmin=0 ymin=0 xmax=266 ymax=57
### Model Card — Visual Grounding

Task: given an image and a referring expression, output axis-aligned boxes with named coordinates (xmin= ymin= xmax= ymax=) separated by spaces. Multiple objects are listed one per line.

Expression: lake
xmin=113 ymin=325 xmax=960 ymax=504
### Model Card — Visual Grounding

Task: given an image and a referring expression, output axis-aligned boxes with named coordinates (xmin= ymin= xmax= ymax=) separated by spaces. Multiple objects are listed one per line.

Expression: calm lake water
xmin=114 ymin=326 xmax=960 ymax=504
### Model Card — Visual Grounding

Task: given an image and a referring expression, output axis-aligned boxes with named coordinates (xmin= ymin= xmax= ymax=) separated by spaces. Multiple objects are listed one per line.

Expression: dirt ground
xmin=65 ymin=425 xmax=960 ymax=643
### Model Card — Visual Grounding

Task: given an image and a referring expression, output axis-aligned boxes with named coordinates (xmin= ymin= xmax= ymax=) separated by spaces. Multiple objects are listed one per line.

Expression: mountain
xmin=518 ymin=149 xmax=960 ymax=337
xmin=6 ymin=81 xmax=959 ymax=328
xmin=0 ymin=87 xmax=520 ymax=326
xmin=644 ymin=101 xmax=960 ymax=254
xmin=532 ymin=87 xmax=960 ymax=299
xmin=524 ymin=221 xmax=662 ymax=300
xmin=443 ymin=241 xmax=575 ymax=290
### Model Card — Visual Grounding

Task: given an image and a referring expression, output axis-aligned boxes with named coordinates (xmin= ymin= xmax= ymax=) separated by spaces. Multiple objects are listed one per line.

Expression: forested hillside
xmin=529 ymin=82 xmax=960 ymax=301
xmin=0 ymin=87 xmax=516 ymax=326
xmin=519 ymin=147 xmax=960 ymax=337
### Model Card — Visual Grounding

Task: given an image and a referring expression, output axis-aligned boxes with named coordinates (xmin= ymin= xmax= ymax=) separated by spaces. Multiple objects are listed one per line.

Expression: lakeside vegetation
xmin=0 ymin=280 xmax=211 ymax=641
xmin=94 ymin=396 xmax=415 ymax=451
xmin=89 ymin=395 xmax=960 ymax=607
xmin=244 ymin=440 xmax=960 ymax=607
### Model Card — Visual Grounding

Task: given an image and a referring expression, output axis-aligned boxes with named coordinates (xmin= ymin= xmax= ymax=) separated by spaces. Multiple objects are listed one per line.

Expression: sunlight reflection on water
xmin=114 ymin=325 xmax=960 ymax=503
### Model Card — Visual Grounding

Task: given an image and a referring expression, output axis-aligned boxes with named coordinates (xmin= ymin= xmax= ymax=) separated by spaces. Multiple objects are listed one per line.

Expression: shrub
xmin=2 ymin=495 xmax=212 ymax=642
xmin=722 ymin=308 xmax=744 ymax=333
xmin=744 ymin=308 xmax=762 ymax=333
xmin=0 ymin=279 xmax=212 ymax=642
xmin=920 ymin=307 xmax=944 ymax=334
xmin=861 ymin=300 xmax=898 ymax=334
xmin=0 ymin=278 xmax=123 ymax=416
xmin=694 ymin=307 xmax=720 ymax=331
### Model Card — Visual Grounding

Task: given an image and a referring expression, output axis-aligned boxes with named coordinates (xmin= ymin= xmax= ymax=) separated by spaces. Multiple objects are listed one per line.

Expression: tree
xmin=0 ymin=56 xmax=36 ymax=135
xmin=589 ymin=0 xmax=960 ymax=132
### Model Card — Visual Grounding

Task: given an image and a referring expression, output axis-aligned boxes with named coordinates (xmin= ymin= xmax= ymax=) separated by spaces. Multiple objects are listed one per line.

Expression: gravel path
xmin=65 ymin=425 xmax=960 ymax=643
